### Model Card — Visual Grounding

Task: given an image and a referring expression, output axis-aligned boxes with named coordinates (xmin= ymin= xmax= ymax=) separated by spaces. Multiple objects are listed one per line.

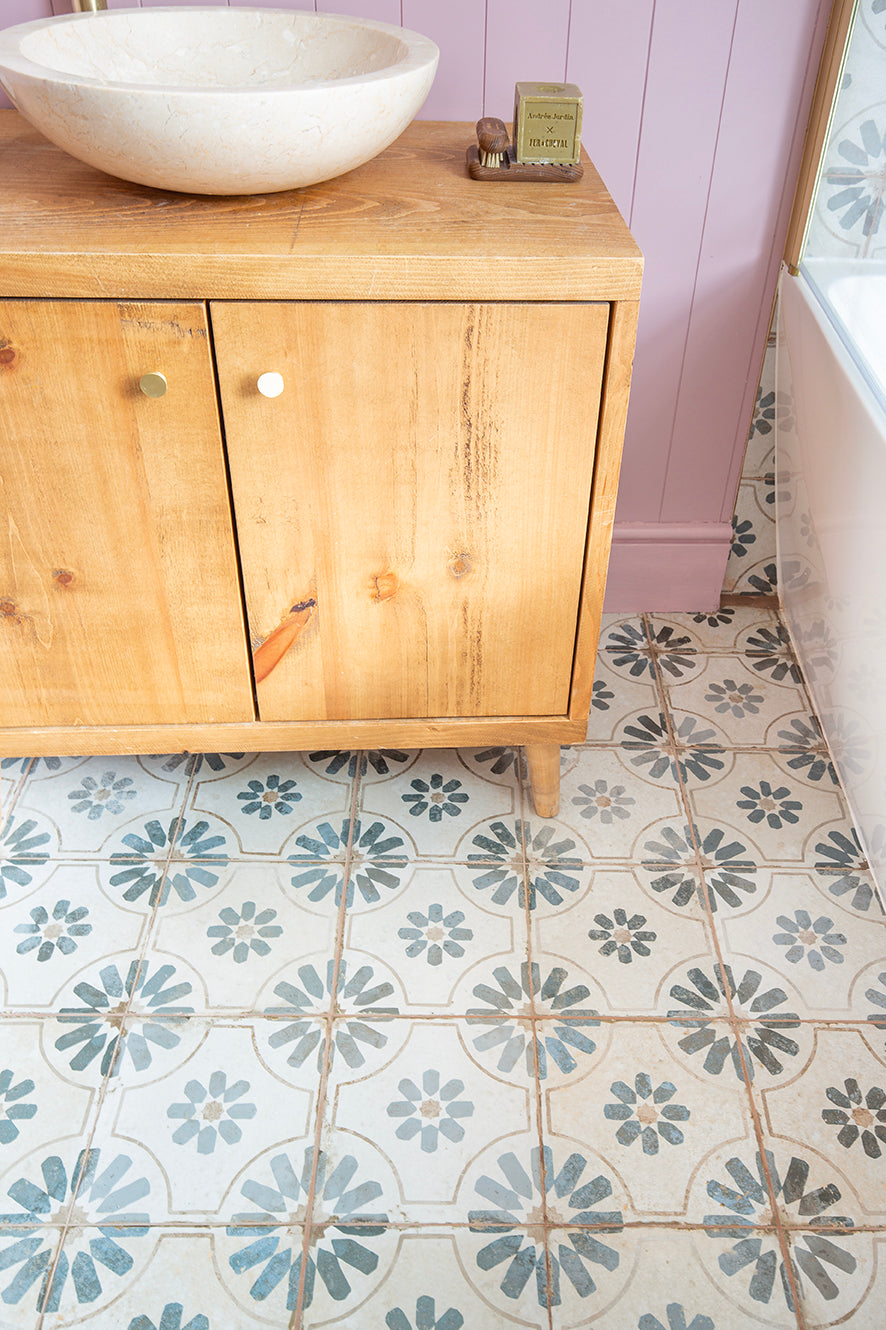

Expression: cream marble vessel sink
xmin=0 ymin=6 xmax=438 ymax=194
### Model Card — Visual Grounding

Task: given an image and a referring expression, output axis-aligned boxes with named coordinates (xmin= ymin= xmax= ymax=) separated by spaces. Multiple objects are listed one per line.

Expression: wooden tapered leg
xmin=524 ymin=743 xmax=561 ymax=818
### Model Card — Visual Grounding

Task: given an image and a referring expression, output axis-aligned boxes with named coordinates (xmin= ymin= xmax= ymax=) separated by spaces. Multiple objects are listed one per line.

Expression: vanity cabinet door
xmin=213 ymin=300 xmax=609 ymax=722
xmin=0 ymin=300 xmax=254 ymax=727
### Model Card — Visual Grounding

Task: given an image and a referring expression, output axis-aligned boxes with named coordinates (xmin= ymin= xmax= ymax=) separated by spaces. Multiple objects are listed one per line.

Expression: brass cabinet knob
xmin=256 ymin=371 xmax=285 ymax=398
xmin=139 ymin=371 xmax=168 ymax=398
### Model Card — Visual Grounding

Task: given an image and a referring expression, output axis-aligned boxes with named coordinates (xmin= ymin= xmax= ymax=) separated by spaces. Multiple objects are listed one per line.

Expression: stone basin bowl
xmin=0 ymin=6 xmax=439 ymax=194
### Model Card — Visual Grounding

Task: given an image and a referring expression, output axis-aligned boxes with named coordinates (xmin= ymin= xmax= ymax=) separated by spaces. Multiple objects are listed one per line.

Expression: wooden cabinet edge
xmin=0 ymin=716 xmax=588 ymax=757
xmin=570 ymin=299 xmax=640 ymax=715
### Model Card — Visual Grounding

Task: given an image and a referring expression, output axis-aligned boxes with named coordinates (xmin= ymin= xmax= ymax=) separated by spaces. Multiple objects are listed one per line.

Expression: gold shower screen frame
xmin=784 ymin=0 xmax=859 ymax=271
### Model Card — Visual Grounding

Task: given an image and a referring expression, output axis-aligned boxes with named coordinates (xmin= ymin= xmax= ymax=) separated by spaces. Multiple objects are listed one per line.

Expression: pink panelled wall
xmin=0 ymin=0 xmax=833 ymax=609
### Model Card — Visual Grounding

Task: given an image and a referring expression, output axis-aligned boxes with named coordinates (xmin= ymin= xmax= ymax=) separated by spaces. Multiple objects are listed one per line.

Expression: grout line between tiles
xmin=646 ymin=612 xmax=807 ymax=1324
xmin=291 ymin=756 xmax=365 ymax=1327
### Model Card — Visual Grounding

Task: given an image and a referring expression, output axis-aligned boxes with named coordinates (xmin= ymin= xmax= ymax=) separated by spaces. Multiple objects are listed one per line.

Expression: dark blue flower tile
xmin=358 ymin=750 xmax=519 ymax=859
xmin=344 ymin=862 xmax=528 ymax=1017
xmin=544 ymin=1022 xmax=757 ymax=1222
xmin=710 ymin=871 xmax=886 ymax=1020
xmin=533 ymin=865 xmax=718 ymax=1017
xmin=87 ymin=1019 xmax=317 ymax=1226
xmin=321 ymin=1019 xmax=537 ymax=1225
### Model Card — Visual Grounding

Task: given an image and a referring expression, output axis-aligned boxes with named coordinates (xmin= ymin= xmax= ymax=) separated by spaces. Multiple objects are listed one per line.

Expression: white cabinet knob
xmin=139 ymin=371 xmax=167 ymax=397
xmin=256 ymin=372 xmax=285 ymax=398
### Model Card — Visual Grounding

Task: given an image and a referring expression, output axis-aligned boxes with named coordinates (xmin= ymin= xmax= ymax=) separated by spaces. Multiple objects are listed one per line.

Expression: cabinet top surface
xmin=0 ymin=113 xmax=641 ymax=301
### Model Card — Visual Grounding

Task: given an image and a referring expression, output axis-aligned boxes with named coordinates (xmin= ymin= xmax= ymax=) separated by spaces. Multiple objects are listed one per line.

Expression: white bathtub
xmin=777 ymin=260 xmax=886 ymax=892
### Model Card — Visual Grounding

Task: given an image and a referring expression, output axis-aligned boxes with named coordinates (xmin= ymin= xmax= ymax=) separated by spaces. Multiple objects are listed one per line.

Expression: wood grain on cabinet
xmin=0 ymin=300 xmax=254 ymax=727
xmin=212 ymin=300 xmax=609 ymax=722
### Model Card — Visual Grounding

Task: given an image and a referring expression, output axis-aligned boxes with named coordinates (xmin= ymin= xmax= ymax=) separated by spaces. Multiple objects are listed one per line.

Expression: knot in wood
xmin=370 ymin=571 xmax=399 ymax=602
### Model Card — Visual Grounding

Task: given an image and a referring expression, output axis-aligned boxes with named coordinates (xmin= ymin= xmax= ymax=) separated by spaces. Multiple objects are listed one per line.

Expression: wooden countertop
xmin=0 ymin=113 xmax=642 ymax=302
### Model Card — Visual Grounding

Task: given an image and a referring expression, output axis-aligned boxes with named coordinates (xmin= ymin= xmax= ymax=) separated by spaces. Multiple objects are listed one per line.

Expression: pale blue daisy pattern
xmin=14 ymin=898 xmax=91 ymax=962
xmin=226 ymin=1146 xmax=387 ymax=1311
xmin=386 ymin=1069 xmax=474 ymax=1151
xmin=167 ymin=1071 xmax=257 ymax=1153
xmin=469 ymin=1146 xmax=623 ymax=1308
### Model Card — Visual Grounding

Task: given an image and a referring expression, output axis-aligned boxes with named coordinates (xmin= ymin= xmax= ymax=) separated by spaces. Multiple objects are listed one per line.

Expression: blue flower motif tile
xmin=16 ymin=756 xmax=186 ymax=859
xmin=546 ymin=1023 xmax=757 ymax=1222
xmin=0 ymin=864 xmax=149 ymax=1012
xmin=710 ymin=872 xmax=886 ymax=1020
xmin=39 ymin=1229 xmax=289 ymax=1328
xmin=464 ymin=960 xmax=604 ymax=1085
xmin=149 ymin=863 xmax=338 ymax=1012
xmin=534 ymin=867 xmax=717 ymax=1016
xmin=664 ymin=654 xmax=811 ymax=751
xmin=581 ymin=650 xmax=662 ymax=744
xmin=1 ymin=1141 xmax=165 ymax=1320
xmin=301 ymin=1229 xmax=549 ymax=1328
xmin=46 ymin=952 xmax=203 ymax=1084
xmin=695 ymin=1141 xmax=865 ymax=1320
xmin=757 ymin=1027 xmax=886 ymax=1227
xmin=0 ymin=598 xmax=882 ymax=1325
xmin=260 ymin=952 xmax=407 ymax=1083
xmin=185 ymin=752 xmax=353 ymax=857
xmin=459 ymin=1136 xmax=629 ymax=1317
xmin=218 ymin=1136 xmax=400 ymax=1321
xmin=345 ymin=863 xmax=526 ymax=1016
xmin=556 ymin=747 xmax=684 ymax=859
xmin=665 ymin=961 xmax=814 ymax=1083
xmin=361 ymin=750 xmax=519 ymax=859
xmin=0 ymin=1021 xmax=97 ymax=1186
xmin=688 ymin=754 xmax=846 ymax=868
xmin=324 ymin=1020 xmax=533 ymax=1224
xmin=87 ymin=1021 xmax=315 ymax=1222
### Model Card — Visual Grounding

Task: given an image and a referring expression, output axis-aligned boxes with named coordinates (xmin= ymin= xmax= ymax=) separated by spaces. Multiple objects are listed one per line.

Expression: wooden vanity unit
xmin=0 ymin=113 xmax=641 ymax=816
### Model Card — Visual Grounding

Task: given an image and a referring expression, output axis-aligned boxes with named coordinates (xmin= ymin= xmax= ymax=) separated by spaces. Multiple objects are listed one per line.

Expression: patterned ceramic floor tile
xmin=14 ymin=756 xmax=188 ymax=861
xmin=0 ymin=1226 xmax=61 ymax=1326
xmin=602 ymin=617 xmax=703 ymax=689
xmin=583 ymin=650 xmax=662 ymax=743
xmin=790 ymin=1228 xmax=886 ymax=1329
xmin=0 ymin=1020 xmax=100 ymax=1190
xmin=664 ymin=653 xmax=810 ymax=749
xmin=342 ymin=861 xmax=527 ymax=1016
xmin=663 ymin=970 xmax=816 ymax=1090
xmin=40 ymin=1229 xmax=281 ymax=1328
xmin=755 ymin=1026 xmax=886 ymax=1219
xmin=300 ymin=1228 xmax=548 ymax=1328
xmin=694 ymin=1136 xmax=872 ymax=1323
xmin=710 ymin=872 xmax=886 ymax=1020
xmin=0 ymin=598 xmax=884 ymax=1327
xmin=547 ymin=1226 xmax=801 ymax=1328
xmin=0 ymin=863 xmax=149 ymax=1012
xmin=321 ymin=1018 xmax=536 ymax=1225
xmin=184 ymin=751 xmax=354 ymax=859
xmin=553 ymin=746 xmax=685 ymax=858
xmin=542 ymin=1021 xmax=757 ymax=1223
xmin=218 ymin=1133 xmax=404 ymax=1323
xmin=149 ymin=862 xmax=340 ymax=1014
xmin=87 ymin=1019 xmax=317 ymax=1226
xmin=686 ymin=752 xmax=847 ymax=867
xmin=532 ymin=866 xmax=717 ymax=1017
xmin=770 ymin=712 xmax=842 ymax=792
xmin=357 ymin=748 xmax=521 ymax=860
xmin=0 ymin=1138 xmax=142 ymax=1323
xmin=649 ymin=606 xmax=782 ymax=654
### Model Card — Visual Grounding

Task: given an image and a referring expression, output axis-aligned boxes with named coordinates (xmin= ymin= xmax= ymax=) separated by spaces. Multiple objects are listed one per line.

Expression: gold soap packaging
xmin=466 ymin=81 xmax=583 ymax=182
xmin=513 ymin=82 xmax=583 ymax=164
